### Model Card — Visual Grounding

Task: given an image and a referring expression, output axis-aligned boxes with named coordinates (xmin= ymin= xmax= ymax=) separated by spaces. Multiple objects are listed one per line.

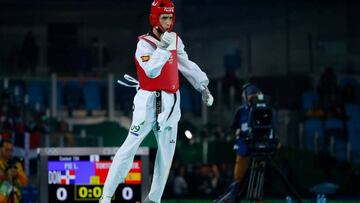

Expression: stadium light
xmin=184 ymin=130 xmax=192 ymax=139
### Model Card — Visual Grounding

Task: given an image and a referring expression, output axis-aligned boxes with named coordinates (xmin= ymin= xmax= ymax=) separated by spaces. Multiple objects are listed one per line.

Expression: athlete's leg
xmin=146 ymin=125 xmax=178 ymax=202
xmin=101 ymin=90 xmax=155 ymax=202
xmin=101 ymin=120 xmax=153 ymax=201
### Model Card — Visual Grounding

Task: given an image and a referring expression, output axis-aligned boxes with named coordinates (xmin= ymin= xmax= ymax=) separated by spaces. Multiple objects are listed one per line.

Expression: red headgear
xmin=149 ymin=0 xmax=176 ymax=32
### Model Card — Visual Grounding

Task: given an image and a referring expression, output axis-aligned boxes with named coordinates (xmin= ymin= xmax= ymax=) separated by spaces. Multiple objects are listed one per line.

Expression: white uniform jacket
xmin=133 ymin=34 xmax=209 ymax=130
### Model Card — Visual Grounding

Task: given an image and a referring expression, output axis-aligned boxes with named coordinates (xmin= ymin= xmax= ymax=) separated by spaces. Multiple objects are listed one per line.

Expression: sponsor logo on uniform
xmin=170 ymin=139 xmax=175 ymax=144
xmin=131 ymin=125 xmax=141 ymax=132
xmin=130 ymin=121 xmax=145 ymax=137
xmin=164 ymin=7 xmax=174 ymax=12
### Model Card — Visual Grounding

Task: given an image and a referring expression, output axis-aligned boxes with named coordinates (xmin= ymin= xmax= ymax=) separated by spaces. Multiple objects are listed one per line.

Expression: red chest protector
xmin=135 ymin=34 xmax=179 ymax=93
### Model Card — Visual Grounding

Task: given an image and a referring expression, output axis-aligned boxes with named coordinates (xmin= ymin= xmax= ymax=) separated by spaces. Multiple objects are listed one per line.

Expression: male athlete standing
xmin=100 ymin=0 xmax=213 ymax=202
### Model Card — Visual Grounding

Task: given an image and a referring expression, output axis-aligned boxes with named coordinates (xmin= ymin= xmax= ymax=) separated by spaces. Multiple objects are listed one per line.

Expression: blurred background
xmin=0 ymin=0 xmax=360 ymax=202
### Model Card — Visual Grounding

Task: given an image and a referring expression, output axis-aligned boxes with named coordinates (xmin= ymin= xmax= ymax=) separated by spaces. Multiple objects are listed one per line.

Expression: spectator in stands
xmin=186 ymin=163 xmax=201 ymax=197
xmin=317 ymin=67 xmax=348 ymax=119
xmin=196 ymin=164 xmax=213 ymax=196
xmin=219 ymin=163 xmax=233 ymax=184
xmin=210 ymin=164 xmax=227 ymax=198
xmin=222 ymin=68 xmax=241 ymax=106
xmin=326 ymin=93 xmax=347 ymax=120
xmin=30 ymin=112 xmax=49 ymax=148
xmin=0 ymin=139 xmax=28 ymax=203
xmin=173 ymin=165 xmax=188 ymax=197
xmin=316 ymin=68 xmax=348 ymax=157
xmin=20 ymin=32 xmax=39 ymax=75
xmin=49 ymin=120 xmax=75 ymax=147
xmin=91 ymin=37 xmax=112 ymax=72
xmin=317 ymin=67 xmax=339 ymax=110
xmin=341 ymin=79 xmax=358 ymax=104
xmin=0 ymin=116 xmax=13 ymax=140
xmin=305 ymin=100 xmax=325 ymax=119
xmin=0 ymin=92 xmax=15 ymax=140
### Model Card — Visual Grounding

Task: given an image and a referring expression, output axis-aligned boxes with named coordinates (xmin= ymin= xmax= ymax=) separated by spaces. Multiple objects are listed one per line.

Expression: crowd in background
xmin=0 ymin=90 xmax=76 ymax=150
xmin=165 ymin=162 xmax=233 ymax=199
xmin=303 ymin=67 xmax=359 ymax=160
xmin=3 ymin=31 xmax=112 ymax=76
xmin=306 ymin=67 xmax=358 ymax=121
xmin=0 ymin=65 xmax=360 ymax=201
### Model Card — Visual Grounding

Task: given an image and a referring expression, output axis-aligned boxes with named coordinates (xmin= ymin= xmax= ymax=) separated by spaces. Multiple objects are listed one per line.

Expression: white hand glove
xmin=201 ymin=86 xmax=214 ymax=107
xmin=158 ymin=32 xmax=176 ymax=50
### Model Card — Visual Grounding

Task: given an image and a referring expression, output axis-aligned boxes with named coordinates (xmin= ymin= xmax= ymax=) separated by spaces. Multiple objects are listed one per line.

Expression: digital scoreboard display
xmin=38 ymin=147 xmax=149 ymax=203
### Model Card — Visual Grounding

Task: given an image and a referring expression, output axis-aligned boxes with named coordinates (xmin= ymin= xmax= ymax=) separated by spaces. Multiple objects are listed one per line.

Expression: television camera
xmin=244 ymin=94 xmax=278 ymax=155
xmin=241 ymin=94 xmax=302 ymax=202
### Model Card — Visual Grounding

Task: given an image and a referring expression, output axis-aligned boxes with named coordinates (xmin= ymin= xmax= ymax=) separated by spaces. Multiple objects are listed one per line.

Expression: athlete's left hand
xmin=201 ymin=86 xmax=214 ymax=107
xmin=159 ymin=32 xmax=176 ymax=50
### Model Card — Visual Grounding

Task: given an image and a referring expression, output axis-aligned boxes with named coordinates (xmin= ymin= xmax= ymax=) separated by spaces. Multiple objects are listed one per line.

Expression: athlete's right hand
xmin=159 ymin=32 xmax=175 ymax=50
xmin=201 ymin=85 xmax=214 ymax=107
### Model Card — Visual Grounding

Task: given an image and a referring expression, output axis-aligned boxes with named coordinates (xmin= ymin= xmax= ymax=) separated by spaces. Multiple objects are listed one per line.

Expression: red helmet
xmin=149 ymin=0 xmax=176 ymax=32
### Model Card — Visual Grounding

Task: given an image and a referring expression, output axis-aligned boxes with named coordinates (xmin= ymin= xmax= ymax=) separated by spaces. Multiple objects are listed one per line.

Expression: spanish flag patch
xmin=125 ymin=172 xmax=141 ymax=185
xmin=141 ymin=55 xmax=150 ymax=62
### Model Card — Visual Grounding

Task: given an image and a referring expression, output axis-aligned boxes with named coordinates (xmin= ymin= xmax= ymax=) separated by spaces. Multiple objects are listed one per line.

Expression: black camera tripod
xmin=241 ymin=154 xmax=302 ymax=203
xmin=215 ymin=153 xmax=302 ymax=203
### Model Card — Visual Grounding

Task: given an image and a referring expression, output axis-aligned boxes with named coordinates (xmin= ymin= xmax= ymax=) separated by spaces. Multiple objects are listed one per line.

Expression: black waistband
xmin=155 ymin=91 xmax=177 ymax=131
xmin=155 ymin=91 xmax=162 ymax=131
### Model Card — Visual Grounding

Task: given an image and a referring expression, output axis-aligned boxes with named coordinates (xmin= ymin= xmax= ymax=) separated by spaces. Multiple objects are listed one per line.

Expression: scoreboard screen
xmin=38 ymin=147 xmax=149 ymax=203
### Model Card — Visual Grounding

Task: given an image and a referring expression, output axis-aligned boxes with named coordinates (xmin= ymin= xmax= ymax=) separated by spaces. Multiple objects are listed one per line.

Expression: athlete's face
xmin=159 ymin=13 xmax=173 ymax=31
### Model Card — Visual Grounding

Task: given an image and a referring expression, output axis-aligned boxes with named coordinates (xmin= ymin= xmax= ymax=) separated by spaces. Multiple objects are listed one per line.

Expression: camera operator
xmin=215 ymin=83 xmax=263 ymax=203
xmin=0 ymin=139 xmax=28 ymax=203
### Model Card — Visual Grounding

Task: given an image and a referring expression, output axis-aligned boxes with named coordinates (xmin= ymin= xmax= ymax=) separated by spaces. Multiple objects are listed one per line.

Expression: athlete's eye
xmin=161 ymin=16 xmax=172 ymax=20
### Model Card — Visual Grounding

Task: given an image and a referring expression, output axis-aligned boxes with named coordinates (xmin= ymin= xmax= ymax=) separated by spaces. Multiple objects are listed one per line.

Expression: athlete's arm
xmin=135 ymin=39 xmax=171 ymax=78
xmin=177 ymin=36 xmax=209 ymax=92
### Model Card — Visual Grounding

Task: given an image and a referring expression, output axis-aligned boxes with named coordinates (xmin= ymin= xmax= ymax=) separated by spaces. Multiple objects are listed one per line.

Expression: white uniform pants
xmin=102 ymin=90 xmax=179 ymax=203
